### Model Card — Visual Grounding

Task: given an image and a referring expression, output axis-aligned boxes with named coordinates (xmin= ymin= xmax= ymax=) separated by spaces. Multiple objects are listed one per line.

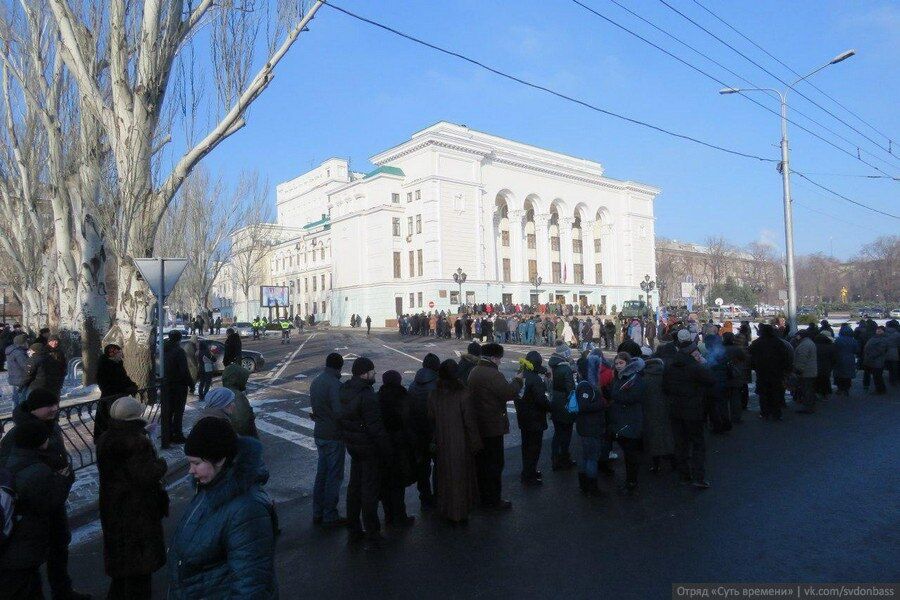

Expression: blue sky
xmin=194 ymin=0 xmax=899 ymax=259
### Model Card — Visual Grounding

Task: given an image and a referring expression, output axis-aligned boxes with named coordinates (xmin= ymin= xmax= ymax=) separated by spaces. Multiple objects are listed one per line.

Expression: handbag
xmin=565 ymin=389 xmax=579 ymax=414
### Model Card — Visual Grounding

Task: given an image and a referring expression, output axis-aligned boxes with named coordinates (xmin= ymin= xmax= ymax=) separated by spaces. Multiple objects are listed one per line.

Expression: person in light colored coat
xmin=793 ymin=330 xmax=818 ymax=413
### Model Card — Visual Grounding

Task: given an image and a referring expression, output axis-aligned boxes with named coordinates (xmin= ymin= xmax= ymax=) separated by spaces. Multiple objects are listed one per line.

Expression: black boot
xmin=577 ymin=472 xmax=588 ymax=494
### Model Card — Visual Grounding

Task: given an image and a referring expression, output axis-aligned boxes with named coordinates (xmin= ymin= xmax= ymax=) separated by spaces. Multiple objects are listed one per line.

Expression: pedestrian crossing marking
xmin=268 ymin=410 xmax=316 ymax=431
xmin=255 ymin=418 xmax=317 ymax=451
xmin=343 ymin=353 xmax=359 ymax=360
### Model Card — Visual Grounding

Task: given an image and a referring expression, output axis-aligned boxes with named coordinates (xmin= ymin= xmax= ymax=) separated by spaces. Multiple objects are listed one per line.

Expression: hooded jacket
xmin=338 ymin=377 xmax=392 ymax=459
xmin=5 ymin=342 xmax=28 ymax=387
xmin=513 ymin=351 xmax=550 ymax=432
xmin=833 ymin=325 xmax=859 ymax=380
xmin=609 ymin=357 xmax=645 ymax=439
xmin=168 ymin=437 xmax=277 ymax=599
xmin=309 ymin=367 xmax=342 ymax=441
xmin=548 ymin=353 xmax=575 ymax=425
xmin=662 ymin=344 xmax=714 ymax=421
xmin=750 ymin=325 xmax=792 ymax=380
xmin=456 ymin=354 xmax=479 ymax=385
xmin=23 ymin=346 xmax=67 ymax=396
xmin=574 ymin=380 xmax=605 ymax=438
xmin=467 ymin=359 xmax=521 ymax=438
xmin=863 ymin=333 xmax=890 ymax=370
xmin=813 ymin=333 xmax=836 ymax=377
xmin=793 ymin=336 xmax=818 ymax=378
xmin=0 ymin=405 xmax=72 ymax=481
xmin=639 ymin=358 xmax=673 ymax=456
xmin=222 ymin=364 xmax=257 ymax=438
xmin=407 ymin=367 xmax=438 ymax=451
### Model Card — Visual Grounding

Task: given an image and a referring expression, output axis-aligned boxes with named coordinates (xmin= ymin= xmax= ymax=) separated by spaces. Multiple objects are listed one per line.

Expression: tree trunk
xmin=78 ymin=214 xmax=109 ymax=386
xmin=104 ymin=260 xmax=154 ymax=395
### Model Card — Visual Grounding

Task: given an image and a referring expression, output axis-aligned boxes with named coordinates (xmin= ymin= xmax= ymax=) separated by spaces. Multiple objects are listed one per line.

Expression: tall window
xmin=312 ymin=276 xmax=317 ymax=291
xmin=415 ymin=189 xmax=421 ymax=201
xmin=574 ymin=264 xmax=584 ymax=284
xmin=392 ymin=193 xmax=400 ymax=204
xmin=305 ymin=278 xmax=309 ymax=292
xmin=409 ymin=293 xmax=415 ymax=307
xmin=407 ymin=216 xmax=414 ymax=235
xmin=595 ymin=263 xmax=603 ymax=284
xmin=417 ymin=249 xmax=423 ymax=276
xmin=392 ymin=218 xmax=401 ymax=236
xmin=502 ymin=258 xmax=511 ymax=282
xmin=528 ymin=260 xmax=537 ymax=281
xmin=393 ymin=252 xmax=401 ymax=278
xmin=552 ymin=262 xmax=561 ymax=283
xmin=551 ymin=238 xmax=560 ymax=251
xmin=501 ymin=231 xmax=510 ymax=247
xmin=321 ymin=274 xmax=325 ymax=289
xmin=594 ymin=238 xmax=601 ymax=253
xmin=407 ymin=192 xmax=413 ymax=203
xmin=573 ymin=239 xmax=583 ymax=253
xmin=320 ymin=248 xmax=325 ymax=261
xmin=409 ymin=251 xmax=415 ymax=277
xmin=417 ymin=292 xmax=423 ymax=308
xmin=415 ymin=214 xmax=422 ymax=234
xmin=527 ymin=234 xmax=536 ymax=249
xmin=321 ymin=301 xmax=326 ymax=314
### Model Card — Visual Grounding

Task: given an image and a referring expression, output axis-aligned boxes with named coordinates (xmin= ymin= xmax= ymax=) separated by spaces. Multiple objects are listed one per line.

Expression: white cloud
xmin=758 ymin=228 xmax=780 ymax=249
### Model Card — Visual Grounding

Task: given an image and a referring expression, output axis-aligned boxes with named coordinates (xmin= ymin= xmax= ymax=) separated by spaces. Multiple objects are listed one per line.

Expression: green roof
xmin=365 ymin=165 xmax=404 ymax=178
xmin=302 ymin=215 xmax=331 ymax=230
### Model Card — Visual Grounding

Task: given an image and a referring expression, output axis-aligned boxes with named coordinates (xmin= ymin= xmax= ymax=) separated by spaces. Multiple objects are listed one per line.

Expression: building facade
xmin=253 ymin=122 xmax=661 ymax=326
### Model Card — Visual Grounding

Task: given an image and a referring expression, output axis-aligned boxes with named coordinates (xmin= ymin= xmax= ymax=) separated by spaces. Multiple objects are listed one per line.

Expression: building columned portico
xmin=225 ymin=122 xmax=661 ymax=325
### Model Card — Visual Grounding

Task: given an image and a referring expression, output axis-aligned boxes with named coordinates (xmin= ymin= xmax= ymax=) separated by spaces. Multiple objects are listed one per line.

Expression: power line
xmin=792 ymin=198 xmax=870 ymax=231
xmin=568 ymin=0 xmax=898 ymax=179
xmin=321 ymin=1 xmax=776 ymax=164
xmin=593 ymin=0 xmax=900 ymax=174
xmin=657 ymin=0 xmax=899 ymax=163
xmin=689 ymin=0 xmax=896 ymax=151
xmin=790 ymin=170 xmax=899 ymax=219
xmin=789 ymin=170 xmax=899 ymax=181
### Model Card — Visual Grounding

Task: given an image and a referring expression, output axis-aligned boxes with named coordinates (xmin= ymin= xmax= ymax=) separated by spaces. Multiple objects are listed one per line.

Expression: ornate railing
xmin=0 ymin=387 xmax=161 ymax=472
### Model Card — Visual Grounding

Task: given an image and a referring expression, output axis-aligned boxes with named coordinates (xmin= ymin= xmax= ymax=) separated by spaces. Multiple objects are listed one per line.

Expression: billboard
xmin=260 ymin=286 xmax=290 ymax=308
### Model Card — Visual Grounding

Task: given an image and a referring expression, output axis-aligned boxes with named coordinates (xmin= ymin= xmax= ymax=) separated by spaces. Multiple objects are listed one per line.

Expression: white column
xmin=600 ymin=223 xmax=615 ymax=284
xmin=583 ymin=219 xmax=596 ymax=285
xmin=507 ymin=209 xmax=526 ymax=282
xmin=558 ymin=216 xmax=575 ymax=285
xmin=534 ymin=212 xmax=552 ymax=282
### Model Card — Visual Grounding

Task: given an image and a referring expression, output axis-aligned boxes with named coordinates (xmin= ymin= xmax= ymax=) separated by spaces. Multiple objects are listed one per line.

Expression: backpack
xmin=0 ymin=467 xmax=17 ymax=546
xmin=565 ymin=390 xmax=579 ymax=414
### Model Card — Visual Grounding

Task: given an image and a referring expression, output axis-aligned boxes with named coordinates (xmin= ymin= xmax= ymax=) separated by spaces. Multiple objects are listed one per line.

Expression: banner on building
xmin=260 ymin=285 xmax=290 ymax=307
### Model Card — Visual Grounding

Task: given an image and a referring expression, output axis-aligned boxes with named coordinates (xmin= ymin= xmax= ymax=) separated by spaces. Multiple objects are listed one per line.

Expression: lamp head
xmin=830 ymin=49 xmax=855 ymax=64
xmin=719 ymin=87 xmax=740 ymax=95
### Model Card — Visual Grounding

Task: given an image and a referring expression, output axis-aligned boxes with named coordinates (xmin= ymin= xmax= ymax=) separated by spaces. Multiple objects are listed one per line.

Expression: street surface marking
xmin=381 ymin=343 xmax=423 ymax=363
xmin=255 ymin=418 xmax=317 ymax=451
xmin=343 ymin=353 xmax=359 ymax=359
xmin=270 ymin=333 xmax=317 ymax=381
xmin=403 ymin=370 xmax=416 ymax=375
xmin=268 ymin=410 xmax=316 ymax=431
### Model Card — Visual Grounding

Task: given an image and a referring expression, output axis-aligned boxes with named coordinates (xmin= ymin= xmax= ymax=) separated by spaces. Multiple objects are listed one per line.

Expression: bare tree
xmin=855 ymin=235 xmax=899 ymax=304
xmin=231 ymin=175 xmax=275 ymax=321
xmin=745 ymin=242 xmax=782 ymax=304
xmin=47 ymin=0 xmax=324 ymax=384
xmin=702 ymin=236 xmax=736 ymax=289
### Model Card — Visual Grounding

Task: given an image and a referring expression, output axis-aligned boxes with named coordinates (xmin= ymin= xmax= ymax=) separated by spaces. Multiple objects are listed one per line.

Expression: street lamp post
xmin=640 ymin=274 xmax=656 ymax=311
xmin=453 ymin=267 xmax=467 ymax=306
xmin=719 ymin=49 xmax=855 ymax=335
xmin=530 ymin=274 xmax=543 ymax=307
xmin=695 ymin=283 xmax=707 ymax=310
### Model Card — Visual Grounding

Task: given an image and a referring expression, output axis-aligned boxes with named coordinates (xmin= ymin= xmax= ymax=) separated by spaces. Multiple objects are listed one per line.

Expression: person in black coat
xmin=574 ymin=381 xmax=605 ymax=496
xmin=338 ymin=357 xmax=392 ymax=546
xmin=377 ymin=371 xmax=416 ymax=526
xmin=94 ymin=344 xmax=139 ymax=440
xmin=617 ymin=337 xmax=642 ymax=359
xmin=223 ymin=328 xmax=242 ymax=367
xmin=513 ymin=351 xmax=550 ymax=486
xmin=161 ymin=331 xmax=193 ymax=449
xmin=406 ymin=353 xmax=440 ymax=508
xmin=97 ymin=397 xmax=168 ymax=599
xmin=23 ymin=342 xmax=67 ymax=398
xmin=750 ymin=324 xmax=792 ymax=421
xmin=813 ymin=330 xmax=836 ymax=400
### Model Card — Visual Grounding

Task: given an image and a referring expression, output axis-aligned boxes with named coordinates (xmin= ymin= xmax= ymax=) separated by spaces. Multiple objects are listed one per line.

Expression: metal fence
xmin=0 ymin=387 xmax=162 ymax=472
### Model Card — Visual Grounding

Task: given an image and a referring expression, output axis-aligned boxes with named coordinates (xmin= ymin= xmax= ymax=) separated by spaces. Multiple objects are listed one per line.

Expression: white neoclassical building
xmin=261 ymin=122 xmax=660 ymax=326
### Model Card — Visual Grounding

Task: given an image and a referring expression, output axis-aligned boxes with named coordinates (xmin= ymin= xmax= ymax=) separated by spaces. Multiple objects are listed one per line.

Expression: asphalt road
xmin=66 ymin=329 xmax=900 ymax=599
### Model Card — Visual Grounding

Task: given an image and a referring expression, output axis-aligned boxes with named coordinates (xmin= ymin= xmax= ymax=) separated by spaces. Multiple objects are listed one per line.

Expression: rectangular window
xmin=574 ymin=264 xmax=584 ymax=284
xmin=501 ymin=231 xmax=510 ymax=247
xmin=393 ymin=252 xmax=401 ymax=278
xmin=312 ymin=277 xmax=317 ymax=291
xmin=573 ymin=239 xmax=583 ymax=253
xmin=528 ymin=260 xmax=537 ymax=281
xmin=450 ymin=290 xmax=460 ymax=305
xmin=409 ymin=293 xmax=415 ymax=307
xmin=392 ymin=218 xmax=401 ymax=236
xmin=552 ymin=262 xmax=561 ymax=283
xmin=305 ymin=278 xmax=309 ymax=292
xmin=417 ymin=292 xmax=423 ymax=308
xmin=304 ymin=302 xmax=308 ymax=315
xmin=329 ymin=274 xmax=332 ymax=289
xmin=595 ymin=263 xmax=603 ymax=284
xmin=321 ymin=301 xmax=326 ymax=314
xmin=409 ymin=251 xmax=415 ymax=277
xmin=415 ymin=189 xmax=421 ymax=201
xmin=417 ymin=249 xmax=423 ymax=276
xmin=502 ymin=258 xmax=511 ymax=282
xmin=288 ymin=257 xmax=292 ymax=268
xmin=415 ymin=214 xmax=422 ymax=234
xmin=527 ymin=234 xmax=536 ymax=249
xmin=392 ymin=193 xmax=400 ymax=204
xmin=407 ymin=216 xmax=414 ymax=235
xmin=594 ymin=238 xmax=601 ymax=253
xmin=320 ymin=248 xmax=325 ymax=261
xmin=321 ymin=274 xmax=325 ymax=289
xmin=551 ymin=237 xmax=560 ymax=251
xmin=502 ymin=293 xmax=512 ymax=305
xmin=407 ymin=192 xmax=413 ymax=203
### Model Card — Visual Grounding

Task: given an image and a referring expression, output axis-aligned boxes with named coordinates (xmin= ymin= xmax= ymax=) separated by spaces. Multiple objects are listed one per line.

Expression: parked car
xmin=232 ymin=322 xmax=269 ymax=338
xmin=889 ymin=308 xmax=900 ymax=319
xmin=180 ymin=339 xmax=265 ymax=374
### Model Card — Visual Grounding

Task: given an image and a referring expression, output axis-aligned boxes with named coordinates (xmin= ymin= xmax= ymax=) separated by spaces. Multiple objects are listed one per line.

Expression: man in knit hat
xmin=338 ymin=357 xmax=391 ymax=547
xmin=407 ymin=353 xmax=440 ymax=508
xmin=310 ymin=353 xmax=346 ymax=527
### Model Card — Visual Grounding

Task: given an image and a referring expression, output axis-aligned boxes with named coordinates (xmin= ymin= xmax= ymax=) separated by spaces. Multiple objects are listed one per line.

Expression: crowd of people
xmin=0 ymin=313 xmax=896 ymax=598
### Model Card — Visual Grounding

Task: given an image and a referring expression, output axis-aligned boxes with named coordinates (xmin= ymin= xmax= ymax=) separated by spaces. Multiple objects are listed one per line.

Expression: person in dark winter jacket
xmin=310 ymin=353 xmax=346 ymax=527
xmin=161 ymin=331 xmax=194 ymax=448
xmin=221 ymin=364 xmax=258 ymax=438
xmin=703 ymin=335 xmax=732 ymax=433
xmin=793 ymin=329 xmax=819 ymax=413
xmin=514 ymin=351 xmax=550 ymax=485
xmin=407 ymin=353 xmax=440 ymax=508
xmin=94 ymin=344 xmax=139 ymax=440
xmin=169 ymin=418 xmax=277 ymax=598
xmin=813 ymin=330 xmax=837 ymax=400
xmin=0 ymin=389 xmax=85 ymax=600
xmin=722 ymin=333 xmax=748 ymax=423
xmin=23 ymin=342 xmax=67 ymax=398
xmin=223 ymin=328 xmax=242 ymax=367
xmin=750 ymin=324 xmax=792 ymax=421
xmin=833 ymin=324 xmax=858 ymax=395
xmin=574 ymin=381 xmax=604 ymax=496
xmin=663 ymin=331 xmax=715 ymax=488
xmin=0 ymin=422 xmax=73 ymax=599
xmin=617 ymin=337 xmax=642 ymax=359
xmin=548 ymin=345 xmax=576 ymax=471
xmin=456 ymin=341 xmax=481 ymax=385
xmin=377 ymin=371 xmax=416 ymax=526
xmin=5 ymin=333 xmax=29 ymax=408
xmin=338 ymin=357 xmax=392 ymax=546
xmin=640 ymin=357 xmax=674 ymax=472
xmin=97 ymin=396 xmax=168 ymax=599
xmin=610 ymin=354 xmax=645 ymax=491
xmin=862 ymin=327 xmax=890 ymax=395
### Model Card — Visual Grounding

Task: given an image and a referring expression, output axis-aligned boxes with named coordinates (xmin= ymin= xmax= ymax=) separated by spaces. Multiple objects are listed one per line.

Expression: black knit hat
xmin=325 ymin=352 xmax=344 ymax=370
xmin=423 ymin=353 xmax=440 ymax=371
xmin=185 ymin=417 xmax=238 ymax=463
xmin=467 ymin=341 xmax=482 ymax=356
xmin=351 ymin=356 xmax=375 ymax=377
xmin=13 ymin=421 xmax=49 ymax=449
xmin=382 ymin=370 xmax=402 ymax=386
xmin=481 ymin=343 xmax=504 ymax=358
xmin=21 ymin=389 xmax=59 ymax=412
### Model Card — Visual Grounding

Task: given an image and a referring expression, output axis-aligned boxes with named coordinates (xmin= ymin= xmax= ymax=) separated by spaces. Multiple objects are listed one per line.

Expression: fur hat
xmin=109 ymin=396 xmax=145 ymax=422
xmin=481 ymin=343 xmax=504 ymax=358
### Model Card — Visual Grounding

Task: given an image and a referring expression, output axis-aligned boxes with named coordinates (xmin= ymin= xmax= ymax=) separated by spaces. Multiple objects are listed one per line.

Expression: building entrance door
xmin=395 ymin=297 xmax=403 ymax=316
xmin=578 ymin=295 xmax=588 ymax=308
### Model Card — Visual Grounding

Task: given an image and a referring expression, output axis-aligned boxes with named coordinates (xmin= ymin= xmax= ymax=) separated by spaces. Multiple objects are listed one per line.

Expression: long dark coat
xmin=97 ymin=419 xmax=169 ymax=578
xmin=428 ymin=384 xmax=482 ymax=522
xmin=640 ymin=358 xmax=673 ymax=456
xmin=377 ymin=382 xmax=416 ymax=487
